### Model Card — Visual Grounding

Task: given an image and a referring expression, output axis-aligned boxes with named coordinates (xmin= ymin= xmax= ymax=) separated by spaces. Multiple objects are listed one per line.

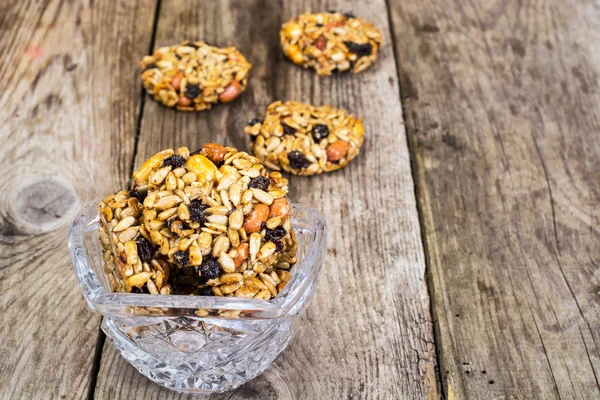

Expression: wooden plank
xmin=0 ymin=0 xmax=157 ymax=398
xmin=94 ymin=0 xmax=438 ymax=398
xmin=388 ymin=0 xmax=600 ymax=398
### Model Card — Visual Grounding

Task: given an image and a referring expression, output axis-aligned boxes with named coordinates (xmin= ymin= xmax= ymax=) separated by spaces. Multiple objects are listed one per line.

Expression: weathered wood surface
xmin=388 ymin=0 xmax=600 ymax=398
xmin=0 ymin=0 xmax=156 ymax=398
xmin=94 ymin=0 xmax=437 ymax=399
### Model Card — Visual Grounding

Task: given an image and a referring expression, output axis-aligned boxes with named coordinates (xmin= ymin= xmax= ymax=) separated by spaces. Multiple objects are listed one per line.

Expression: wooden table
xmin=1 ymin=1 xmax=598 ymax=399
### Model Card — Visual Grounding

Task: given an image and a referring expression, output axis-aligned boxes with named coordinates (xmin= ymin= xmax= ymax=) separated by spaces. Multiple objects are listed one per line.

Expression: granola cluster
xmin=98 ymin=144 xmax=297 ymax=300
xmin=140 ymin=41 xmax=252 ymax=111
xmin=244 ymin=101 xmax=364 ymax=175
xmin=280 ymin=11 xmax=382 ymax=75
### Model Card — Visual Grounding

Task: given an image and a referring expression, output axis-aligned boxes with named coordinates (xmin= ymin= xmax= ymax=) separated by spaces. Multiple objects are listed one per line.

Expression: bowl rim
xmin=68 ymin=200 xmax=327 ymax=319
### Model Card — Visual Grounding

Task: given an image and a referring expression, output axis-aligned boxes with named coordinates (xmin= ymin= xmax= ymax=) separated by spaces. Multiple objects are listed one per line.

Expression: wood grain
xmin=0 ymin=0 xmax=157 ymax=398
xmin=388 ymin=0 xmax=600 ymax=398
xmin=94 ymin=0 xmax=438 ymax=398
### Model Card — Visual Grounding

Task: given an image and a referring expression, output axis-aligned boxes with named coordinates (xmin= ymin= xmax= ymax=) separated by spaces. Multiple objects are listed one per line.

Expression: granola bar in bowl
xmin=68 ymin=144 xmax=327 ymax=393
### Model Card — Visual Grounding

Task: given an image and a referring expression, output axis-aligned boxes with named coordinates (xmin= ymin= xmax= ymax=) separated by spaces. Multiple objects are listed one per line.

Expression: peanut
xmin=171 ymin=71 xmax=184 ymax=91
xmin=243 ymin=204 xmax=270 ymax=234
xmin=269 ymin=198 xmax=290 ymax=218
xmin=326 ymin=140 xmax=349 ymax=162
xmin=177 ymin=96 xmax=191 ymax=107
xmin=202 ymin=143 xmax=226 ymax=164
xmin=219 ymin=80 xmax=241 ymax=103
xmin=234 ymin=243 xmax=249 ymax=267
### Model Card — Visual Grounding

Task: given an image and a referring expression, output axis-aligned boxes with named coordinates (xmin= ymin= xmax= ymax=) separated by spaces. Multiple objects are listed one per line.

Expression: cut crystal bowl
xmin=68 ymin=201 xmax=326 ymax=394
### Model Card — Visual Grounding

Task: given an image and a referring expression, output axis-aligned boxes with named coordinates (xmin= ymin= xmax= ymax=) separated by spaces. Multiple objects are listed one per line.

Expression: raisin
xmin=175 ymin=54 xmax=182 ymax=60
xmin=143 ymin=63 xmax=158 ymax=72
xmin=173 ymin=251 xmax=190 ymax=267
xmin=131 ymin=285 xmax=149 ymax=294
xmin=287 ymin=151 xmax=310 ymax=170
xmin=184 ymin=84 xmax=201 ymax=99
xmin=248 ymin=117 xmax=263 ymax=126
xmin=136 ymin=237 xmax=155 ymax=263
xmin=198 ymin=286 xmax=214 ymax=296
xmin=343 ymin=12 xmax=356 ymax=18
xmin=188 ymin=199 xmax=209 ymax=224
xmin=281 ymin=122 xmax=297 ymax=136
xmin=129 ymin=188 xmax=147 ymax=204
xmin=311 ymin=124 xmax=329 ymax=141
xmin=274 ymin=240 xmax=284 ymax=253
xmin=188 ymin=42 xmax=201 ymax=49
xmin=161 ymin=154 xmax=186 ymax=169
xmin=173 ymin=284 xmax=197 ymax=295
xmin=265 ymin=226 xmax=287 ymax=242
xmin=249 ymin=176 xmax=270 ymax=191
xmin=198 ymin=259 xmax=222 ymax=280
xmin=344 ymin=41 xmax=372 ymax=57
xmin=327 ymin=9 xmax=337 ymax=13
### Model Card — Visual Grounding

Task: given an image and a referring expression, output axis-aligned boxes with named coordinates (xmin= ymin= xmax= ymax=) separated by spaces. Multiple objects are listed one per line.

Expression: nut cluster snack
xmin=244 ymin=101 xmax=364 ymax=175
xmin=280 ymin=11 xmax=382 ymax=75
xmin=98 ymin=144 xmax=297 ymax=300
xmin=140 ymin=41 xmax=252 ymax=111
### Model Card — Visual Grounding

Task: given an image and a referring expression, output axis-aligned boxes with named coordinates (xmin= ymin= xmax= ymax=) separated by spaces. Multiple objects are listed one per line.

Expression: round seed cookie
xmin=98 ymin=144 xmax=297 ymax=301
xmin=244 ymin=101 xmax=364 ymax=175
xmin=280 ymin=11 xmax=382 ymax=75
xmin=140 ymin=41 xmax=252 ymax=111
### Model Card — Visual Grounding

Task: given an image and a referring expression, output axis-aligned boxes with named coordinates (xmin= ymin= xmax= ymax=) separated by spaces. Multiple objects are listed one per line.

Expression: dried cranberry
xmin=184 ymin=84 xmax=201 ymax=99
xmin=248 ymin=117 xmax=263 ymax=126
xmin=136 ymin=237 xmax=155 ymax=263
xmin=161 ymin=154 xmax=186 ymax=169
xmin=344 ymin=41 xmax=372 ymax=57
xmin=129 ymin=188 xmax=147 ymax=204
xmin=312 ymin=124 xmax=329 ymax=141
xmin=265 ymin=226 xmax=287 ymax=242
xmin=249 ymin=176 xmax=270 ymax=191
xmin=315 ymin=35 xmax=327 ymax=51
xmin=281 ymin=123 xmax=297 ymax=136
xmin=198 ymin=259 xmax=221 ymax=280
xmin=198 ymin=286 xmax=214 ymax=296
xmin=173 ymin=251 xmax=189 ymax=267
xmin=188 ymin=199 xmax=209 ymax=224
xmin=287 ymin=151 xmax=310 ymax=170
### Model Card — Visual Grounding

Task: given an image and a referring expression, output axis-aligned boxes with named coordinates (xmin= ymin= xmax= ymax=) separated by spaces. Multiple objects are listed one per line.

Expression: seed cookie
xmin=280 ymin=11 xmax=382 ymax=75
xmin=98 ymin=144 xmax=297 ymax=300
xmin=244 ymin=101 xmax=364 ymax=175
xmin=140 ymin=41 xmax=252 ymax=111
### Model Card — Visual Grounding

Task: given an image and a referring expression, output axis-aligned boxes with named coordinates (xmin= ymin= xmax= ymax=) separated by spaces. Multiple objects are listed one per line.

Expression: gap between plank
xmin=88 ymin=1 xmax=162 ymax=399
xmin=87 ymin=327 xmax=106 ymax=400
xmin=128 ymin=0 xmax=163 ymax=185
xmin=384 ymin=0 xmax=444 ymax=398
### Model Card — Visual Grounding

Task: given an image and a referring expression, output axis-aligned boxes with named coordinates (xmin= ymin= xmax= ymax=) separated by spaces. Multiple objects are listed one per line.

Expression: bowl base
xmin=102 ymin=316 xmax=295 ymax=393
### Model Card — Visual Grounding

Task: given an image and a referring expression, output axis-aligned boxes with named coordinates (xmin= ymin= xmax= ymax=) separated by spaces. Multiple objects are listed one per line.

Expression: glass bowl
xmin=68 ymin=201 xmax=326 ymax=394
